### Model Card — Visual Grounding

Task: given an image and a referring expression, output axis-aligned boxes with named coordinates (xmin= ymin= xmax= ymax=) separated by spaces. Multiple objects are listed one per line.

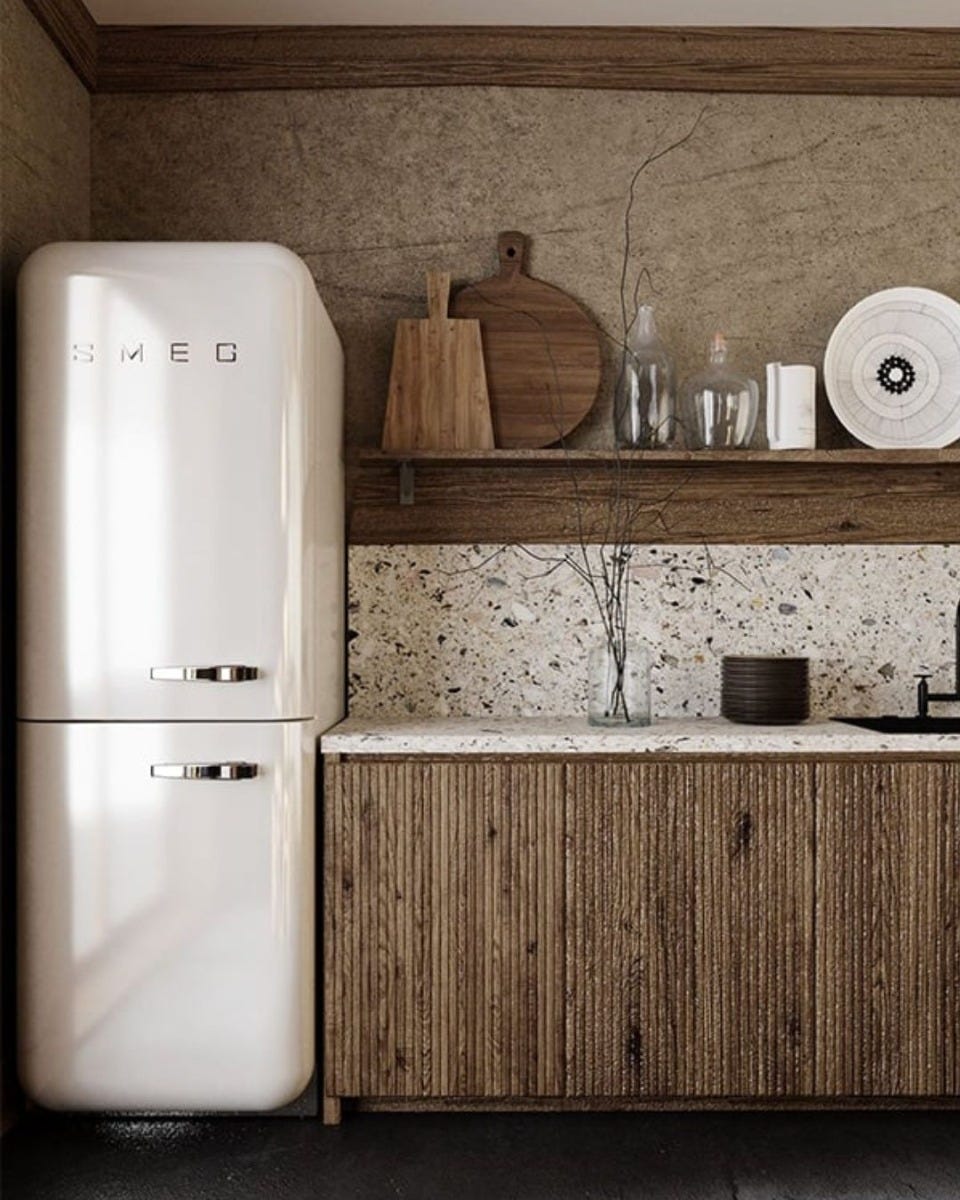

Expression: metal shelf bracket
xmin=398 ymin=459 xmax=415 ymax=505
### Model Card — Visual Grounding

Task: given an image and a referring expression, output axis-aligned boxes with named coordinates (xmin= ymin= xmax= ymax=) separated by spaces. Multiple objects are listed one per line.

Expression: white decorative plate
xmin=823 ymin=287 xmax=960 ymax=448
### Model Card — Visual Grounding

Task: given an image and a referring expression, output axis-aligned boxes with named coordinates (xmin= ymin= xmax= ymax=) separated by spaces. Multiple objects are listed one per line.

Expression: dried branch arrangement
xmin=439 ymin=107 xmax=715 ymax=722
xmin=523 ymin=108 xmax=709 ymax=721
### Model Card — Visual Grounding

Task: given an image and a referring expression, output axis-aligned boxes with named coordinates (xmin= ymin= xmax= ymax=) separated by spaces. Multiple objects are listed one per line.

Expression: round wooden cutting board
xmin=450 ymin=231 xmax=603 ymax=448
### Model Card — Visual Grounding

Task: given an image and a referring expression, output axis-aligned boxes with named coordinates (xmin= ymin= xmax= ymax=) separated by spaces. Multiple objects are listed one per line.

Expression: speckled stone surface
xmin=322 ymin=716 xmax=960 ymax=757
xmin=347 ymin=543 xmax=960 ymax=720
xmin=91 ymin=88 xmax=960 ymax=447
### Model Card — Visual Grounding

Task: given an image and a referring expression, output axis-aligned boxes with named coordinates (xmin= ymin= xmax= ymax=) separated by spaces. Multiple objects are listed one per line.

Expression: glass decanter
xmin=680 ymin=332 xmax=759 ymax=449
xmin=614 ymin=305 xmax=676 ymax=448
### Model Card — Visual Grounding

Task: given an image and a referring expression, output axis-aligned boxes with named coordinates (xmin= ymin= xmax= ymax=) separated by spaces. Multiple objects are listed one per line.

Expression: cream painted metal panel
xmin=17 ymin=241 xmax=343 ymax=721
xmin=18 ymin=720 xmax=315 ymax=1112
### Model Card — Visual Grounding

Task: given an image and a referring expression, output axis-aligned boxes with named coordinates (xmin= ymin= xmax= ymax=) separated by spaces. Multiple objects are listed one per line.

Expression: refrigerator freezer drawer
xmin=18 ymin=720 xmax=315 ymax=1112
xmin=17 ymin=241 xmax=344 ymax=722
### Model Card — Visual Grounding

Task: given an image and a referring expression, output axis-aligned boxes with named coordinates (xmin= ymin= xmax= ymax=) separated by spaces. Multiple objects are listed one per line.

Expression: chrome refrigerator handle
xmin=150 ymin=665 xmax=260 ymax=682
xmin=150 ymin=763 xmax=260 ymax=781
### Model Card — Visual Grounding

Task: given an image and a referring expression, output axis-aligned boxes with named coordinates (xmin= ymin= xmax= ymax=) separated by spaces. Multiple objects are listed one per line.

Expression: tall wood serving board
xmin=382 ymin=271 xmax=494 ymax=451
xmin=451 ymin=232 xmax=603 ymax=448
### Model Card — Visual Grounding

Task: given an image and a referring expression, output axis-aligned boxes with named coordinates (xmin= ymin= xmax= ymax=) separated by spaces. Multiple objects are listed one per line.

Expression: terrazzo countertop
xmin=321 ymin=717 xmax=960 ymax=757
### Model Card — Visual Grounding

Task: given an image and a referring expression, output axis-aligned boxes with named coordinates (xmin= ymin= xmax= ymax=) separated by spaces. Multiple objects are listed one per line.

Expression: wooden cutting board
xmin=382 ymin=271 xmax=494 ymax=452
xmin=450 ymin=231 xmax=603 ymax=448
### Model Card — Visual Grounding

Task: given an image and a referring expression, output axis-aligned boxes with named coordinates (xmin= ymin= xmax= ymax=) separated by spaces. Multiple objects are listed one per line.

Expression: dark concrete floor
xmin=2 ymin=1110 xmax=960 ymax=1199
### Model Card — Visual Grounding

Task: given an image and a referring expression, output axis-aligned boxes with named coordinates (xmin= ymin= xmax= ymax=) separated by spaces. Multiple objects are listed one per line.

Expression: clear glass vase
xmin=614 ymin=305 xmax=676 ymax=448
xmin=680 ymin=331 xmax=759 ymax=449
xmin=588 ymin=640 xmax=652 ymax=727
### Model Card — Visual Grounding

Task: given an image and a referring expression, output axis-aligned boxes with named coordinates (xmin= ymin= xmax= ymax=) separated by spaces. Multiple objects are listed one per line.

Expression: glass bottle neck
xmin=708 ymin=332 xmax=728 ymax=366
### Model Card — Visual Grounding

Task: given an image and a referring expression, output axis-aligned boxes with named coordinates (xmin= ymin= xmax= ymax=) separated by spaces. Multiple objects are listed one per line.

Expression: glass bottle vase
xmin=680 ymin=331 xmax=759 ymax=449
xmin=614 ymin=305 xmax=676 ymax=449
xmin=588 ymin=640 xmax=652 ymax=727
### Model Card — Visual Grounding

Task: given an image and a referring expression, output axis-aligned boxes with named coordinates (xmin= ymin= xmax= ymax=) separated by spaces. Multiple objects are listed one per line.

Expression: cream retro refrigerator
xmin=17 ymin=243 xmax=344 ymax=1111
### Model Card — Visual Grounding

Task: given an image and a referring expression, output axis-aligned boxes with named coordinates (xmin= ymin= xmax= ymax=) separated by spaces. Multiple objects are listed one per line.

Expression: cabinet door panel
xmin=325 ymin=761 xmax=565 ymax=1098
xmin=564 ymin=761 xmax=815 ymax=1097
xmin=815 ymin=762 xmax=960 ymax=1096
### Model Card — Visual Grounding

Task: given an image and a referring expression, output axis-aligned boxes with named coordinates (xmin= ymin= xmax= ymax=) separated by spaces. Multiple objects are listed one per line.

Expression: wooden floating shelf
xmin=347 ymin=447 xmax=960 ymax=546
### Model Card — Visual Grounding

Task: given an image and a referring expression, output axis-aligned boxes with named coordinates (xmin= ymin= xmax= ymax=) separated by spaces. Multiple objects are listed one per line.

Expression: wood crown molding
xmin=95 ymin=25 xmax=960 ymax=95
xmin=19 ymin=16 xmax=960 ymax=96
xmin=22 ymin=0 xmax=97 ymax=90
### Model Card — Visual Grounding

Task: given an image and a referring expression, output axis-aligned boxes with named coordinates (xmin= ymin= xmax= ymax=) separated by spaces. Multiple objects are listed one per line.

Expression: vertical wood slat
xmin=326 ymin=761 xmax=564 ymax=1097
xmin=563 ymin=761 xmax=815 ymax=1097
xmin=815 ymin=762 xmax=960 ymax=1096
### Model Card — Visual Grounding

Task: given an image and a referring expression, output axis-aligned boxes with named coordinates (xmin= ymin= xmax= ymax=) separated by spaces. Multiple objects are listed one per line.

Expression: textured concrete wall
xmin=91 ymin=86 xmax=960 ymax=719
xmin=1 ymin=0 xmax=89 ymax=279
xmin=93 ymin=88 xmax=960 ymax=446
xmin=1 ymin=0 xmax=90 ymax=1130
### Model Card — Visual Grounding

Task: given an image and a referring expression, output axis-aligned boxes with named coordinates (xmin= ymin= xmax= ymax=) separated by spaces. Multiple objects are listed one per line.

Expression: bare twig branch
xmin=434 ymin=108 xmax=710 ymax=722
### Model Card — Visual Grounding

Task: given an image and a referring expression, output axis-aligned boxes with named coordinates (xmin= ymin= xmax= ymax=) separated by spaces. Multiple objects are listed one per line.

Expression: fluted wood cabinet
xmin=323 ymin=756 xmax=960 ymax=1117
xmin=563 ymin=761 xmax=814 ymax=1098
xmin=324 ymin=761 xmax=566 ymax=1100
xmin=815 ymin=761 xmax=960 ymax=1097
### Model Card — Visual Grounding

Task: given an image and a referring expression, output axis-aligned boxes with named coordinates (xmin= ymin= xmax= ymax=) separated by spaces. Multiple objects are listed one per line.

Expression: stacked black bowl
xmin=721 ymin=656 xmax=809 ymax=725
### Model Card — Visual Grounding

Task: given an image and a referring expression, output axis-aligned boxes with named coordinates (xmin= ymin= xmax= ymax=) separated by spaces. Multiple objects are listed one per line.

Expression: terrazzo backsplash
xmin=349 ymin=544 xmax=960 ymax=720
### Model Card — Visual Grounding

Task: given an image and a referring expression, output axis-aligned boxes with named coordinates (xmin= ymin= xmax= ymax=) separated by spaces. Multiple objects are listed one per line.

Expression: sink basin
xmin=834 ymin=716 xmax=960 ymax=734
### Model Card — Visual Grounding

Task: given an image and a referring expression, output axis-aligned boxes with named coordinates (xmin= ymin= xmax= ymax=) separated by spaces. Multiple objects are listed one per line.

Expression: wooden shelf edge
xmin=347 ymin=448 xmax=960 ymax=544
xmin=351 ymin=447 xmax=960 ymax=467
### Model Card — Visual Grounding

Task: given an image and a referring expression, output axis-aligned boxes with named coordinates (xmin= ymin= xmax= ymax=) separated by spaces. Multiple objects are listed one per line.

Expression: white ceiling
xmin=81 ymin=1 xmax=960 ymax=26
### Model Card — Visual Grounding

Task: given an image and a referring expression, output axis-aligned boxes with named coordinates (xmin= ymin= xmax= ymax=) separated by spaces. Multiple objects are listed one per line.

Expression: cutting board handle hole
xmin=497 ymin=231 xmax=527 ymax=275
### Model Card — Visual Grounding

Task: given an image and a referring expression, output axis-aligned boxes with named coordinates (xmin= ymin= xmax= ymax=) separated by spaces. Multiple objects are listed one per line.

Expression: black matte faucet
xmin=917 ymin=599 xmax=960 ymax=718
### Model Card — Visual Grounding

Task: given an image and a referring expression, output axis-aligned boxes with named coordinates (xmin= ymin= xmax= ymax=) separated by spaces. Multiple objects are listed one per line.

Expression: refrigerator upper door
xmin=18 ymin=242 xmax=344 ymax=721
xmin=18 ymin=720 xmax=314 ymax=1112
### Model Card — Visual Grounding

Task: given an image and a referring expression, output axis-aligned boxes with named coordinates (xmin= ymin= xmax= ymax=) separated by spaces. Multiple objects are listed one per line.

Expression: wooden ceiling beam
xmin=96 ymin=25 xmax=960 ymax=95
xmin=16 ymin=13 xmax=960 ymax=96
